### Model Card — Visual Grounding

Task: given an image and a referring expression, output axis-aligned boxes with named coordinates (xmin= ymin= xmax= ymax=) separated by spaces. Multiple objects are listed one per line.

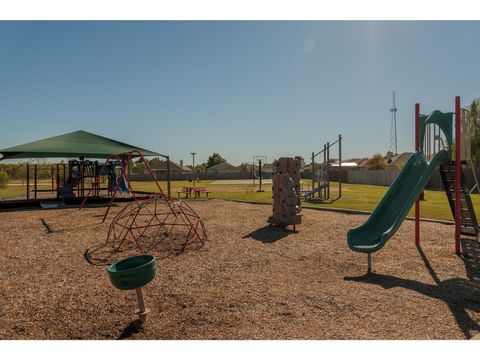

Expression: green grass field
xmin=0 ymin=181 xmax=51 ymax=200
xmin=2 ymin=179 xmax=478 ymax=222
xmin=131 ymin=179 xmax=479 ymax=221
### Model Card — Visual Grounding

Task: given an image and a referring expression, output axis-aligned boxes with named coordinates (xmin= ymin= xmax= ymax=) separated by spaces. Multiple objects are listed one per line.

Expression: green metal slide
xmin=347 ymin=150 xmax=451 ymax=254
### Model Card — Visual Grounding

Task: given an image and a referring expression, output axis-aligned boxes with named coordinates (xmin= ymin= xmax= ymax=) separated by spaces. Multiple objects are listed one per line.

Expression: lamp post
xmin=191 ymin=152 xmax=196 ymax=188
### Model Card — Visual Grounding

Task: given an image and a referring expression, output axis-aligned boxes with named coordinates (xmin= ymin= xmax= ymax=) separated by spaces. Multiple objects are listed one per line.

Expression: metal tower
xmin=389 ymin=91 xmax=398 ymax=155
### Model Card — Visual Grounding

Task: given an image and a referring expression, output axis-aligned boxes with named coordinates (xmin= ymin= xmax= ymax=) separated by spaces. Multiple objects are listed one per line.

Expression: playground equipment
xmin=348 ymin=96 xmax=479 ymax=272
xmin=24 ymin=163 xmax=66 ymax=200
xmin=268 ymin=157 xmax=302 ymax=230
xmin=108 ymin=254 xmax=157 ymax=323
xmin=60 ymin=160 xmax=101 ymax=199
xmin=0 ymin=130 xmax=169 ymax=207
xmin=302 ymin=134 xmax=342 ymax=202
xmin=83 ymin=151 xmax=207 ymax=261
xmin=81 ymin=151 xmax=167 ymax=222
xmin=22 ymin=159 xmax=109 ymax=201
xmin=105 ymin=194 xmax=207 ymax=255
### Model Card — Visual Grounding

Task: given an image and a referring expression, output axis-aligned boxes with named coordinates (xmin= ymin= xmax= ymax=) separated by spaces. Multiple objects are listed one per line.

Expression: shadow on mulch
xmin=242 ymin=225 xmax=297 ymax=244
xmin=344 ymin=238 xmax=480 ymax=339
xmin=39 ymin=218 xmax=54 ymax=234
xmin=84 ymin=237 xmax=208 ymax=266
xmin=117 ymin=319 xmax=144 ymax=340
xmin=36 ymin=210 xmax=105 ymax=235
xmin=84 ymin=244 xmax=185 ymax=266
xmin=304 ymin=196 xmax=341 ymax=205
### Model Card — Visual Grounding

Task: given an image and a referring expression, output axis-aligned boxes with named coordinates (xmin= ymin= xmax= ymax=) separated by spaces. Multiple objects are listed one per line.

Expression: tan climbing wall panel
xmin=268 ymin=157 xmax=302 ymax=227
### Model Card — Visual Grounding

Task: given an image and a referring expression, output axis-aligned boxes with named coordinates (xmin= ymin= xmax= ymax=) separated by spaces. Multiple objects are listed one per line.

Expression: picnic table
xmin=192 ymin=187 xmax=209 ymax=198
xmin=177 ymin=186 xmax=209 ymax=199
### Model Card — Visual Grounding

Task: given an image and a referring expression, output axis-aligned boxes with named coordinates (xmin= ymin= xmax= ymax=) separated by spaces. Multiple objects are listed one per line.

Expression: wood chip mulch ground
xmin=0 ymin=199 xmax=479 ymax=339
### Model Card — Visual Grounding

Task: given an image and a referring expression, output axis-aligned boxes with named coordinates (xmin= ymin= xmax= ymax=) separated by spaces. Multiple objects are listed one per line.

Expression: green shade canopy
xmin=0 ymin=130 xmax=163 ymax=160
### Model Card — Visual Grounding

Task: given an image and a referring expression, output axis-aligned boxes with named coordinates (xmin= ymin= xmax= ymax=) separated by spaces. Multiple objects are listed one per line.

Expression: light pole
xmin=191 ymin=152 xmax=196 ymax=188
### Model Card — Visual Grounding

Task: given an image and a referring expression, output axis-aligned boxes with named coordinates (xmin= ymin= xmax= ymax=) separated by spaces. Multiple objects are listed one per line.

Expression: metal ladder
xmin=440 ymin=162 xmax=479 ymax=238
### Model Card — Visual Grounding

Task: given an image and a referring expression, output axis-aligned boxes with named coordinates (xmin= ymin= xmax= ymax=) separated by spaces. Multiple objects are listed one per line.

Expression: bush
xmin=0 ymin=170 xmax=9 ymax=189
xmin=366 ymin=154 xmax=387 ymax=170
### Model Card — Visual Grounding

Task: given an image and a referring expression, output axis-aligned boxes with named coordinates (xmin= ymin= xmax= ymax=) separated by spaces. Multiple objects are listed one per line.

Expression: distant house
xmin=303 ymin=163 xmax=312 ymax=172
xmin=352 ymin=153 xmax=414 ymax=170
xmin=331 ymin=162 xmax=358 ymax=169
xmin=355 ymin=158 xmax=370 ymax=169
xmin=302 ymin=161 xmax=357 ymax=172
xmin=346 ymin=158 xmax=363 ymax=166
xmin=206 ymin=162 xmax=239 ymax=173
xmin=387 ymin=152 xmax=414 ymax=169
xmin=262 ymin=163 xmax=274 ymax=174
xmin=148 ymin=159 xmax=192 ymax=176
xmin=241 ymin=163 xmax=258 ymax=173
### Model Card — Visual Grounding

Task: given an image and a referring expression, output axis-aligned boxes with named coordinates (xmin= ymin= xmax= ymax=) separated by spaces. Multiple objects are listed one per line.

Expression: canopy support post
xmin=26 ymin=163 xmax=30 ymax=200
xmin=51 ymin=164 xmax=54 ymax=194
xmin=34 ymin=164 xmax=37 ymax=200
xmin=56 ymin=164 xmax=60 ymax=199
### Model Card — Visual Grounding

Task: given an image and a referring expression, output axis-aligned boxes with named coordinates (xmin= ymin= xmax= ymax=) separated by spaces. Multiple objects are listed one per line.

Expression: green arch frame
xmin=419 ymin=110 xmax=454 ymax=152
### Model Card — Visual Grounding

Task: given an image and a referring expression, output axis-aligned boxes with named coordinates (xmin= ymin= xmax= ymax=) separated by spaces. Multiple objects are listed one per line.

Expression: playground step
xmin=440 ymin=163 xmax=479 ymax=238
xmin=460 ymin=215 xmax=474 ymax=222
xmin=444 ymin=185 xmax=467 ymax=194
xmin=445 ymin=188 xmax=469 ymax=196
xmin=461 ymin=218 xmax=474 ymax=225
xmin=461 ymin=226 xmax=478 ymax=236
xmin=448 ymin=198 xmax=469 ymax=207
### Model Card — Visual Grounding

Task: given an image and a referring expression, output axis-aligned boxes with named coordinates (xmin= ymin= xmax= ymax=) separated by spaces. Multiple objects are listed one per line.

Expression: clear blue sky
xmin=0 ymin=21 xmax=479 ymax=165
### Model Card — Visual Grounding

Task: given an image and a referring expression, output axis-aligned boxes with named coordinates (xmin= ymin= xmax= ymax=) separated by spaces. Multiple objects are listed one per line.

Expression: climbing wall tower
xmin=268 ymin=157 xmax=302 ymax=229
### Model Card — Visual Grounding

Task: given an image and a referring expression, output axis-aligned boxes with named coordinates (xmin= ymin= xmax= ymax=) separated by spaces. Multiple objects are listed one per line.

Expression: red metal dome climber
xmin=81 ymin=150 xmax=207 ymax=259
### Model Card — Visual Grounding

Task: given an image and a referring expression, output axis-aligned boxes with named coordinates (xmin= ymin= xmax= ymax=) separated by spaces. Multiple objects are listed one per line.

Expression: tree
xmin=206 ymin=153 xmax=226 ymax=168
xmin=366 ymin=154 xmax=387 ymax=170
xmin=0 ymin=170 xmax=9 ymax=189
xmin=468 ymin=99 xmax=480 ymax=167
xmin=238 ymin=162 xmax=251 ymax=173
xmin=148 ymin=157 xmax=163 ymax=167
xmin=11 ymin=163 xmax=26 ymax=179
xmin=195 ymin=164 xmax=207 ymax=173
xmin=130 ymin=160 xmax=145 ymax=174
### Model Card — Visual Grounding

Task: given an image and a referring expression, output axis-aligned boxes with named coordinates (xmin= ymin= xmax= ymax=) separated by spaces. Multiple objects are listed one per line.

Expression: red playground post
xmin=415 ymin=96 xmax=463 ymax=255
xmin=415 ymin=103 xmax=420 ymax=246
xmin=455 ymin=96 xmax=461 ymax=254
